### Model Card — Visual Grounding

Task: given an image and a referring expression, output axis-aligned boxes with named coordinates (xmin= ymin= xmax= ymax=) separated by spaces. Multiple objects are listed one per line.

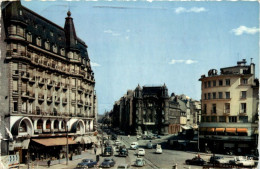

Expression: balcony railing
xmin=29 ymin=76 xmax=36 ymax=84
xmin=12 ymin=70 xmax=19 ymax=76
xmin=38 ymin=95 xmax=44 ymax=102
xmin=21 ymin=71 xmax=29 ymax=80
xmin=47 ymin=96 xmax=53 ymax=103
xmin=47 ymin=81 xmax=54 ymax=88
xmin=21 ymin=91 xmax=29 ymax=98
xmin=29 ymin=93 xmax=35 ymax=100
xmin=224 ymin=109 xmax=230 ymax=114
xmin=55 ymin=98 xmax=60 ymax=104
xmin=55 ymin=82 xmax=61 ymax=90
xmin=239 ymin=110 xmax=247 ymax=114
xmin=62 ymin=98 xmax=67 ymax=105
xmin=77 ymin=100 xmax=83 ymax=106
xmin=38 ymin=78 xmax=45 ymax=86
xmin=63 ymin=83 xmax=69 ymax=91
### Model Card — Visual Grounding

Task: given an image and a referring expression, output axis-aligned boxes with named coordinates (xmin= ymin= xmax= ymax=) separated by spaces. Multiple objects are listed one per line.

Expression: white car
xmin=115 ymin=140 xmax=121 ymax=146
xmin=130 ymin=142 xmax=139 ymax=149
xmin=137 ymin=148 xmax=145 ymax=156
xmin=155 ymin=144 xmax=162 ymax=154
xmin=235 ymin=156 xmax=255 ymax=167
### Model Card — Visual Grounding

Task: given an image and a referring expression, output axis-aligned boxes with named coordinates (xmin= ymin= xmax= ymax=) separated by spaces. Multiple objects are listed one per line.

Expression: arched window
xmin=37 ymin=119 xmax=43 ymax=129
xmin=77 ymin=123 xmax=80 ymax=131
xmin=45 ymin=40 xmax=50 ymax=50
xmin=36 ymin=37 xmax=41 ymax=46
xmin=54 ymin=120 xmax=59 ymax=129
xmin=27 ymin=32 xmax=32 ymax=42
xmin=53 ymin=44 xmax=57 ymax=53
xmin=19 ymin=121 xmax=27 ymax=132
xmin=46 ymin=120 xmax=51 ymax=129
xmin=61 ymin=120 xmax=66 ymax=129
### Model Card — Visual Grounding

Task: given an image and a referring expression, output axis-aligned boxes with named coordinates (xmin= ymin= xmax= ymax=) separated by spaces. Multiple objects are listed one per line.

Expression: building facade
xmin=1 ymin=1 xmax=97 ymax=162
xmin=199 ymin=59 xmax=259 ymax=154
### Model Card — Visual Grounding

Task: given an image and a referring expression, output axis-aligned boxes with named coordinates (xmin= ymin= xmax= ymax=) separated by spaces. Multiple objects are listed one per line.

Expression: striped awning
xmin=226 ymin=128 xmax=236 ymax=133
xmin=207 ymin=128 xmax=215 ymax=132
xmin=215 ymin=128 xmax=225 ymax=132
xmin=237 ymin=128 xmax=247 ymax=133
xmin=32 ymin=137 xmax=76 ymax=146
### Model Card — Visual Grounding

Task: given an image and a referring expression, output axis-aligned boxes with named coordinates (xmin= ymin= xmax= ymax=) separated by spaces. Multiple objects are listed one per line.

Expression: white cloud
xmin=169 ymin=59 xmax=198 ymax=65
xmin=231 ymin=26 xmax=259 ymax=36
xmin=125 ymin=36 xmax=129 ymax=40
xmin=104 ymin=29 xmax=121 ymax=36
xmin=104 ymin=30 xmax=113 ymax=34
xmin=90 ymin=62 xmax=101 ymax=67
xmin=175 ymin=7 xmax=207 ymax=14
xmin=126 ymin=29 xmax=131 ymax=33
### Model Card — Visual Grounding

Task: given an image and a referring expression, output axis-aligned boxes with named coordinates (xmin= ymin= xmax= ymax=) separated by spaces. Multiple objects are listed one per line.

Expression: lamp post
xmin=66 ymin=125 xmax=69 ymax=165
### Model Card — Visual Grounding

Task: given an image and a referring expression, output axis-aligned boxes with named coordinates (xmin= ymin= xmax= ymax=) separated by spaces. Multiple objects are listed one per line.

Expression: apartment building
xmin=199 ymin=59 xmax=259 ymax=154
xmin=0 ymin=1 xmax=97 ymax=163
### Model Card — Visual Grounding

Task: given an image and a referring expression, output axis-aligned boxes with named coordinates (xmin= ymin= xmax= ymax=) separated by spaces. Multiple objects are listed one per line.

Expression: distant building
xmin=199 ymin=59 xmax=259 ymax=154
xmin=110 ymin=84 xmax=201 ymax=135
xmin=1 ymin=1 xmax=97 ymax=163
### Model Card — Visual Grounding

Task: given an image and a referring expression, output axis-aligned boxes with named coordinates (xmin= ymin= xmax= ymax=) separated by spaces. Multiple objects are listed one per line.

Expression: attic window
xmin=36 ymin=37 xmax=41 ymax=46
xmin=60 ymin=48 xmax=65 ymax=56
xmin=19 ymin=10 xmax=23 ymax=16
xmin=53 ymin=45 xmax=57 ymax=53
xmin=27 ymin=32 xmax=32 ymax=42
xmin=50 ymin=31 xmax=54 ymax=36
xmin=75 ymin=40 xmax=78 ymax=44
xmin=45 ymin=40 xmax=50 ymax=50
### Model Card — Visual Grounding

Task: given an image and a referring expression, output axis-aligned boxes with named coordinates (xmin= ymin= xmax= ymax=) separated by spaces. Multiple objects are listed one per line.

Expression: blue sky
xmin=21 ymin=0 xmax=259 ymax=114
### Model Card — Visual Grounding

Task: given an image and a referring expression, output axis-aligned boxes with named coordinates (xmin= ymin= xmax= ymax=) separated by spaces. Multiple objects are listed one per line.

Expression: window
xmin=213 ymin=92 xmax=216 ymax=99
xmin=19 ymin=121 xmax=27 ymax=132
xmin=204 ymin=93 xmax=207 ymax=100
xmin=204 ymin=82 xmax=207 ymax=88
xmin=206 ymin=116 xmax=210 ymax=122
xmin=208 ymin=93 xmax=211 ymax=100
xmin=53 ymin=44 xmax=57 ymax=53
xmin=13 ymin=80 xmax=18 ymax=93
xmin=218 ymin=92 xmax=223 ymax=99
xmin=50 ymin=31 xmax=54 ymax=36
xmin=241 ymin=78 xmax=248 ymax=85
xmin=22 ymin=101 xmax=26 ymax=113
xmin=219 ymin=116 xmax=226 ymax=122
xmin=203 ymin=104 xmax=207 ymax=114
xmin=241 ymin=91 xmax=247 ymax=99
xmin=12 ymin=43 xmax=18 ymax=53
xmin=239 ymin=116 xmax=248 ymax=123
xmin=225 ymin=92 xmax=230 ymax=99
xmin=212 ymin=104 xmax=217 ymax=114
xmin=8 ymin=25 xmax=16 ymax=35
xmin=45 ymin=40 xmax=50 ymax=50
xmin=241 ymin=103 xmax=246 ymax=113
xmin=224 ymin=103 xmax=230 ymax=113
xmin=229 ymin=116 xmax=237 ymax=123
xmin=219 ymin=80 xmax=223 ymax=86
xmin=27 ymin=32 xmax=32 ymax=42
xmin=60 ymin=48 xmax=65 ymax=56
xmin=37 ymin=119 xmax=43 ymax=129
xmin=19 ymin=10 xmax=23 ymax=15
xmin=13 ymin=101 xmax=18 ymax=112
xmin=208 ymin=81 xmax=211 ymax=87
xmin=213 ymin=80 xmax=216 ymax=87
xmin=211 ymin=116 xmax=217 ymax=122
xmin=46 ymin=120 xmax=51 ymax=129
xmin=36 ymin=37 xmax=41 ymax=46
xmin=226 ymin=79 xmax=230 ymax=86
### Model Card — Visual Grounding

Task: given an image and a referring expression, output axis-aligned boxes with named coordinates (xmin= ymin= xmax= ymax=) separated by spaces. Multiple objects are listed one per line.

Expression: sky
xmin=21 ymin=0 xmax=259 ymax=115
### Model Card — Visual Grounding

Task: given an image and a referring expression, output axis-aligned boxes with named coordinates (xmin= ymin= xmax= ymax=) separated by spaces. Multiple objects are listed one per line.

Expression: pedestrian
xmin=47 ymin=159 xmax=51 ymax=168
xmin=94 ymin=146 xmax=97 ymax=155
xmin=198 ymin=153 xmax=200 ymax=158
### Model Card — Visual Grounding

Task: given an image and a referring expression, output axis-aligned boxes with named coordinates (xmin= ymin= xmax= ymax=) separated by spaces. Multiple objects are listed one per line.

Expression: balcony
xmin=224 ymin=109 xmax=230 ymax=114
xmin=27 ymin=52 xmax=31 ymax=58
xmin=55 ymin=82 xmax=61 ymax=90
xmin=12 ymin=70 xmax=19 ymax=77
xmin=38 ymin=78 xmax=45 ymax=86
xmin=63 ymin=83 xmax=69 ymax=91
xmin=38 ymin=95 xmax=44 ymax=102
xmin=29 ymin=76 xmax=36 ymax=84
xmin=29 ymin=93 xmax=35 ymax=100
xmin=62 ymin=98 xmax=68 ymax=105
xmin=55 ymin=98 xmax=60 ymax=104
xmin=47 ymin=81 xmax=54 ymax=88
xmin=12 ymin=90 xmax=18 ymax=96
xmin=89 ymin=103 xmax=92 ymax=107
xmin=21 ymin=91 xmax=29 ymax=99
xmin=47 ymin=96 xmax=52 ymax=103
xmin=77 ymin=100 xmax=83 ymax=106
xmin=78 ymin=86 xmax=84 ymax=93
xmin=21 ymin=71 xmax=29 ymax=80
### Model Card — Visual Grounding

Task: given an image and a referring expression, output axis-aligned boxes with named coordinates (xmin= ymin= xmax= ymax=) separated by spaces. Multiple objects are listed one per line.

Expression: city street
xmin=19 ymin=134 xmax=244 ymax=169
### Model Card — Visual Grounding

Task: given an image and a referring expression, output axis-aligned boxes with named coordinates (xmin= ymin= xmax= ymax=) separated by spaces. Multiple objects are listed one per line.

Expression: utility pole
xmin=66 ymin=125 xmax=68 ymax=165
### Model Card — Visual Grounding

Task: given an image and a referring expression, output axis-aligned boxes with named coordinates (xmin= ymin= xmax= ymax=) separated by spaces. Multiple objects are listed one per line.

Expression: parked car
xmin=112 ymin=134 xmax=117 ymax=140
xmin=100 ymin=158 xmax=116 ymax=168
xmin=117 ymin=164 xmax=131 ymax=169
xmin=115 ymin=140 xmax=121 ymax=146
xmin=185 ymin=157 xmax=206 ymax=166
xmin=134 ymin=157 xmax=146 ymax=167
xmin=146 ymin=141 xmax=153 ymax=149
xmin=137 ymin=148 xmax=145 ymax=156
xmin=153 ymin=134 xmax=161 ymax=139
xmin=130 ymin=142 xmax=139 ymax=149
xmin=209 ymin=156 xmax=228 ymax=164
xmin=229 ymin=156 xmax=255 ymax=167
xmin=75 ymin=159 xmax=97 ymax=169
xmin=155 ymin=144 xmax=162 ymax=154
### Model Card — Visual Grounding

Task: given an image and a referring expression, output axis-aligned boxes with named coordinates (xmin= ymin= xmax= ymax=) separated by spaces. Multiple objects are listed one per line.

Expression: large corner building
xmin=0 ymin=1 xmax=97 ymax=163
xmin=199 ymin=59 xmax=259 ymax=154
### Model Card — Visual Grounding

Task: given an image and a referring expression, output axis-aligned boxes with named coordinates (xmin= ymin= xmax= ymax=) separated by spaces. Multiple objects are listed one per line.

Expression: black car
xmin=185 ymin=157 xmax=206 ymax=166
xmin=100 ymin=158 xmax=116 ymax=168
xmin=104 ymin=146 xmax=114 ymax=156
xmin=111 ymin=134 xmax=117 ymax=140
xmin=118 ymin=146 xmax=128 ymax=157
xmin=75 ymin=159 xmax=97 ymax=169
xmin=209 ymin=156 xmax=224 ymax=164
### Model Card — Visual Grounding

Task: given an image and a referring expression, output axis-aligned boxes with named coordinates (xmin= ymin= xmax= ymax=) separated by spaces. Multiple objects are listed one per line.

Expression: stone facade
xmin=1 ymin=1 xmax=97 ymax=162
xmin=199 ymin=59 xmax=259 ymax=154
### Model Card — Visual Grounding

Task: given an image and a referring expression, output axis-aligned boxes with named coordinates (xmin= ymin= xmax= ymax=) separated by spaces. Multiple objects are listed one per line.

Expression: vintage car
xmin=130 ymin=142 xmax=139 ymax=150
xmin=75 ymin=159 xmax=97 ymax=169
xmin=185 ymin=157 xmax=206 ymax=166
xmin=137 ymin=148 xmax=145 ymax=156
xmin=118 ymin=146 xmax=128 ymax=157
xmin=100 ymin=158 xmax=116 ymax=168
xmin=229 ymin=156 xmax=255 ymax=167
xmin=134 ymin=157 xmax=146 ymax=167
xmin=155 ymin=144 xmax=162 ymax=154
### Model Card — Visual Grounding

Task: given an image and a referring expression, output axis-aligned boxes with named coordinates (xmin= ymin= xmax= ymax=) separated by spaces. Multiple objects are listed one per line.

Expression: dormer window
xmin=75 ymin=40 xmax=78 ymax=44
xmin=60 ymin=48 xmax=65 ymax=56
xmin=19 ymin=10 xmax=23 ymax=16
xmin=45 ymin=40 xmax=50 ymax=50
xmin=53 ymin=44 xmax=57 ymax=53
xmin=36 ymin=37 xmax=41 ymax=46
xmin=50 ymin=31 xmax=54 ymax=36
xmin=27 ymin=32 xmax=32 ymax=42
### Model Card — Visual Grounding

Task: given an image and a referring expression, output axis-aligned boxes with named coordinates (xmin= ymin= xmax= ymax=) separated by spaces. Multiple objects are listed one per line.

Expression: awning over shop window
xmin=207 ymin=128 xmax=215 ymax=132
xmin=215 ymin=128 xmax=225 ymax=132
xmin=199 ymin=127 xmax=206 ymax=131
xmin=237 ymin=128 xmax=247 ymax=133
xmin=32 ymin=137 xmax=77 ymax=146
xmin=226 ymin=128 xmax=236 ymax=133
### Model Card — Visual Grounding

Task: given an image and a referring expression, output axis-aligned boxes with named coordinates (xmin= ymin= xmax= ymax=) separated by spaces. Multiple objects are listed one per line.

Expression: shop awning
xmin=199 ymin=127 xmax=206 ymax=131
xmin=226 ymin=128 xmax=236 ymax=133
xmin=207 ymin=128 xmax=215 ymax=132
xmin=215 ymin=128 xmax=225 ymax=132
xmin=32 ymin=137 xmax=77 ymax=146
xmin=237 ymin=128 xmax=248 ymax=133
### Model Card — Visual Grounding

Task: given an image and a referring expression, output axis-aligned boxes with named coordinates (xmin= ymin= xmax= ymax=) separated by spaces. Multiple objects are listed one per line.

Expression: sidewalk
xmin=19 ymin=147 xmax=102 ymax=169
